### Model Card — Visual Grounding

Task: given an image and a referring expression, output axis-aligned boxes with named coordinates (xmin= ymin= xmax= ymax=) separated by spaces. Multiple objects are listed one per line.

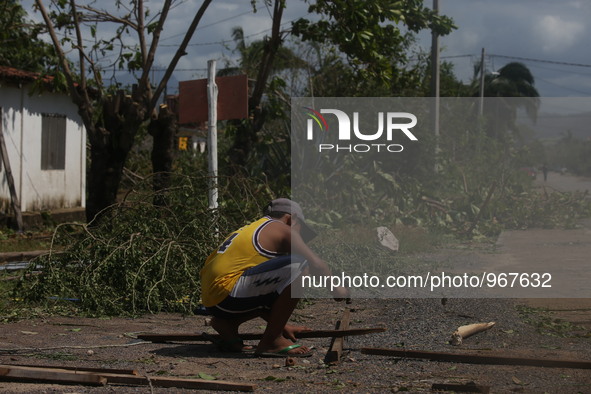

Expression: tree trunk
xmin=148 ymin=104 xmax=177 ymax=206
xmin=86 ymin=144 xmax=128 ymax=224
xmin=228 ymin=0 xmax=284 ymax=170
xmin=85 ymin=93 xmax=146 ymax=223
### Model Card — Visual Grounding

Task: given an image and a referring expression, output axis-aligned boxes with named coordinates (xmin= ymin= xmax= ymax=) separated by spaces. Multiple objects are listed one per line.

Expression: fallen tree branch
xmin=465 ymin=181 xmax=497 ymax=236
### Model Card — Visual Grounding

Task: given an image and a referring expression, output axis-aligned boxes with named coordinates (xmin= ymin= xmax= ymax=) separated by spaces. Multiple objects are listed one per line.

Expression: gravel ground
xmin=1 ymin=296 xmax=590 ymax=393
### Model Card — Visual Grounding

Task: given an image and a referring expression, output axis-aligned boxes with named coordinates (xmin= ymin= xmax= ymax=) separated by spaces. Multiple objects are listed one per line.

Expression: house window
xmin=41 ymin=113 xmax=66 ymax=170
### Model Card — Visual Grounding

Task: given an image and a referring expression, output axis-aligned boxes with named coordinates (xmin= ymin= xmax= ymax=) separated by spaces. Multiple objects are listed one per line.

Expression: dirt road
xmin=535 ymin=170 xmax=591 ymax=194
xmin=499 ymin=171 xmax=591 ymax=328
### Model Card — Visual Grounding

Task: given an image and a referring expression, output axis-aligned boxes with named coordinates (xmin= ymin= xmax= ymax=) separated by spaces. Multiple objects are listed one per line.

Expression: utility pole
xmin=479 ymin=47 xmax=486 ymax=116
xmin=430 ymin=0 xmax=440 ymax=172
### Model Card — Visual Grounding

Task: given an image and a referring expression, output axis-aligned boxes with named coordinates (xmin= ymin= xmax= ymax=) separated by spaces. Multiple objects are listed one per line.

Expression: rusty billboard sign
xmin=178 ymin=74 xmax=248 ymax=124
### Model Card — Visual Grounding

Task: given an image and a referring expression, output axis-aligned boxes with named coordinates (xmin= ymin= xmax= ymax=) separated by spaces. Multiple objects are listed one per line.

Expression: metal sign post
xmin=178 ymin=63 xmax=247 ymax=214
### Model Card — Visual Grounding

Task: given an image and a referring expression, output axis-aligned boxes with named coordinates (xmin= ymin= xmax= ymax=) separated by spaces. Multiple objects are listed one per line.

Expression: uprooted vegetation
xmin=12 ymin=174 xmax=274 ymax=316
xmin=4 ymin=167 xmax=591 ymax=317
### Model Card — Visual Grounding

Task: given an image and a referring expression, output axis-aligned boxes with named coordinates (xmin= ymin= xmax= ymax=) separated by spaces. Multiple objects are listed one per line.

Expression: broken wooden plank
xmin=361 ymin=348 xmax=591 ymax=369
xmin=138 ymin=327 xmax=385 ymax=343
xmin=103 ymin=374 xmax=256 ymax=391
xmin=324 ymin=308 xmax=351 ymax=364
xmin=0 ymin=365 xmax=106 ymax=386
xmin=7 ymin=364 xmax=138 ymax=375
xmin=0 ymin=365 xmax=255 ymax=391
xmin=431 ymin=382 xmax=490 ymax=393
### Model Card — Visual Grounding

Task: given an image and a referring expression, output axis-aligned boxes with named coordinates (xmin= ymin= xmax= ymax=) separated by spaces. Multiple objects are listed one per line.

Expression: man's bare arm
xmin=261 ymin=220 xmax=349 ymax=299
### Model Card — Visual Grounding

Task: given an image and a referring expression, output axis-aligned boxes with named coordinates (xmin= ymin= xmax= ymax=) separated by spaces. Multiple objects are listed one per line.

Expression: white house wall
xmin=0 ymin=87 xmax=23 ymax=213
xmin=0 ymin=84 xmax=86 ymax=213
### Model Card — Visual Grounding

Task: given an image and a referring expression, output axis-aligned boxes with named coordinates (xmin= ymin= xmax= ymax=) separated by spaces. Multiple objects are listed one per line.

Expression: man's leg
xmin=255 ymin=284 xmax=311 ymax=355
xmin=258 ymin=310 xmax=310 ymax=342
xmin=211 ymin=255 xmax=311 ymax=354
xmin=210 ymin=306 xmax=309 ymax=352
xmin=209 ymin=311 xmax=260 ymax=352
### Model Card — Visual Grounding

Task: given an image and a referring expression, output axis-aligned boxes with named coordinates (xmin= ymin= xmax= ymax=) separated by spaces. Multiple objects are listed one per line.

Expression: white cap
xmin=266 ymin=198 xmax=317 ymax=242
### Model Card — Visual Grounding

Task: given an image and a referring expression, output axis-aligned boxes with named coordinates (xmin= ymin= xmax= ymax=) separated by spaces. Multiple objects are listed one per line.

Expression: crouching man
xmin=200 ymin=198 xmax=348 ymax=356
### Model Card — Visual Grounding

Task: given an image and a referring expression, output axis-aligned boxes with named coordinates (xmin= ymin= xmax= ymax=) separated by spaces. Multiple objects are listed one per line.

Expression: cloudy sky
xmin=431 ymin=0 xmax=591 ymax=97
xmin=23 ymin=0 xmax=591 ymax=98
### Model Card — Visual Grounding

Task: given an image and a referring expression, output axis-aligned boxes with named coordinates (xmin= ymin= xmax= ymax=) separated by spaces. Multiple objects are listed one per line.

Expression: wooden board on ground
xmin=138 ymin=327 xmax=385 ymax=343
xmin=361 ymin=348 xmax=591 ymax=369
xmin=324 ymin=308 xmax=351 ymax=364
xmin=104 ymin=374 xmax=255 ymax=391
xmin=0 ymin=364 xmax=255 ymax=391
xmin=8 ymin=364 xmax=138 ymax=376
xmin=0 ymin=365 xmax=106 ymax=386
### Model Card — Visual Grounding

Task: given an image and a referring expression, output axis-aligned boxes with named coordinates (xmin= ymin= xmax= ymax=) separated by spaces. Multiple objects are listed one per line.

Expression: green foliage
xmin=220 ymin=74 xmax=291 ymax=197
xmin=14 ymin=174 xmax=277 ymax=316
xmin=0 ymin=0 xmax=58 ymax=72
xmin=292 ymin=0 xmax=455 ymax=86
xmin=0 ymin=275 xmax=15 ymax=315
xmin=294 ymin=100 xmax=591 ymax=240
xmin=417 ymin=58 xmax=471 ymax=97
xmin=517 ymin=305 xmax=587 ymax=338
xmin=300 ymin=161 xmax=590 ymax=242
xmin=431 ymin=127 xmax=591 ymax=235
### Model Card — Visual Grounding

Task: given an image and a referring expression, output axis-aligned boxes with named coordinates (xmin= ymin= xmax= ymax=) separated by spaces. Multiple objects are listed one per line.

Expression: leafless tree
xmin=34 ymin=0 xmax=213 ymax=222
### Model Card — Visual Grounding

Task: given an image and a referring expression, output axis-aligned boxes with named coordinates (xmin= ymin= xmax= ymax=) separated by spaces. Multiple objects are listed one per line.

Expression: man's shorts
xmin=206 ymin=255 xmax=308 ymax=319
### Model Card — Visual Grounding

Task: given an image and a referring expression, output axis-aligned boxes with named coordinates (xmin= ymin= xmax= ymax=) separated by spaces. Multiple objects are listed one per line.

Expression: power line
xmin=160 ymin=9 xmax=253 ymax=42
xmin=534 ymin=76 xmax=591 ymax=96
xmin=489 ymin=54 xmax=591 ymax=69
xmin=441 ymin=54 xmax=474 ymax=59
xmin=441 ymin=52 xmax=591 ymax=69
xmin=525 ymin=62 xmax=591 ymax=77
xmin=160 ymin=18 xmax=295 ymax=48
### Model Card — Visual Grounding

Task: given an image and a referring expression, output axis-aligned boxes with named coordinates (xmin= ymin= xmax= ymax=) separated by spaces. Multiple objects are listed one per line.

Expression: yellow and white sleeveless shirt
xmin=200 ymin=217 xmax=283 ymax=307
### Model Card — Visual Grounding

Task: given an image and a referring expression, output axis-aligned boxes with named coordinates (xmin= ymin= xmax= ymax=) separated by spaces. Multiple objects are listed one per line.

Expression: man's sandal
xmin=202 ymin=333 xmax=254 ymax=353
xmin=254 ymin=343 xmax=313 ymax=358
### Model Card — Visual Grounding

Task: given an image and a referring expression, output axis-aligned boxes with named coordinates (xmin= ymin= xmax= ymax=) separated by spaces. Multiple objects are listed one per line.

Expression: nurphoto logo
xmin=303 ymin=107 xmax=418 ymax=153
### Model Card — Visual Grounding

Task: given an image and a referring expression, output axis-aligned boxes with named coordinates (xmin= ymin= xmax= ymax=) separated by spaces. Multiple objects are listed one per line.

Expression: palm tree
xmin=481 ymin=62 xmax=539 ymax=96
xmin=219 ymin=26 xmax=307 ymax=78
xmin=472 ymin=62 xmax=540 ymax=139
